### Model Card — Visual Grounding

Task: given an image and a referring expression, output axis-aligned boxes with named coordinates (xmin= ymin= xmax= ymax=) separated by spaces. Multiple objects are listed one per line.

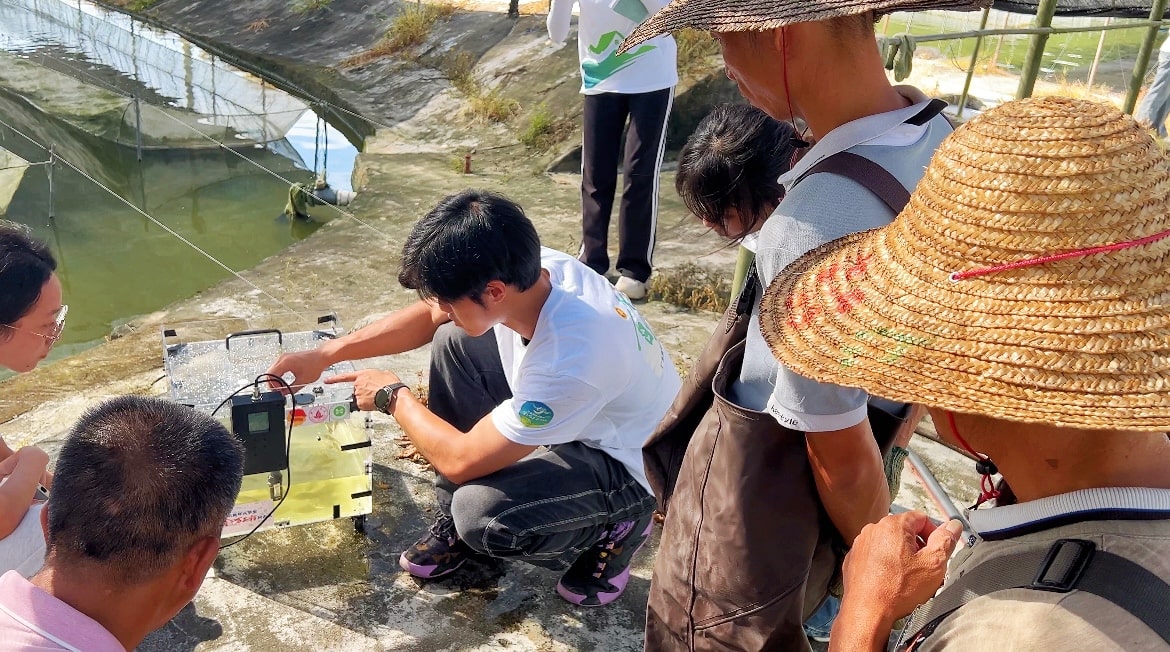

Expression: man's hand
xmin=830 ymin=512 xmax=963 ymax=651
xmin=266 ymin=348 xmax=332 ymax=393
xmin=0 ymin=446 xmax=49 ymax=480
xmin=325 ymin=369 xmax=403 ymax=412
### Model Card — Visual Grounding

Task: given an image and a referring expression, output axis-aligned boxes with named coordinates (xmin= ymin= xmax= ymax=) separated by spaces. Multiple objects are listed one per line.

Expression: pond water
xmin=0 ymin=0 xmax=361 ymax=357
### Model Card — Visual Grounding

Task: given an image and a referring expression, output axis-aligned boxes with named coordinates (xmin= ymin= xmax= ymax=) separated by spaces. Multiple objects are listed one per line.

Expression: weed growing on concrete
xmin=519 ymin=103 xmax=572 ymax=150
xmin=245 ymin=18 xmax=271 ymax=32
xmin=675 ymin=28 xmax=720 ymax=80
xmin=342 ymin=1 xmax=459 ymax=66
xmin=291 ymin=0 xmax=332 ymax=13
xmin=107 ymin=0 xmax=160 ymax=10
xmin=649 ymin=263 xmax=731 ymax=313
xmin=440 ymin=50 xmax=477 ymax=94
xmin=468 ymin=88 xmax=520 ymax=123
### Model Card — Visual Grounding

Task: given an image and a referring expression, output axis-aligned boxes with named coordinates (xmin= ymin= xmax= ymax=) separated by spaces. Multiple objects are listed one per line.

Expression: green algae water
xmin=0 ymin=0 xmax=360 ymax=355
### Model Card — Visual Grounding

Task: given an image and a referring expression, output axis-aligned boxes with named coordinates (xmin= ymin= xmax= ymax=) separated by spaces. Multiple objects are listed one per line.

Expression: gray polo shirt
xmin=731 ymin=94 xmax=952 ymax=432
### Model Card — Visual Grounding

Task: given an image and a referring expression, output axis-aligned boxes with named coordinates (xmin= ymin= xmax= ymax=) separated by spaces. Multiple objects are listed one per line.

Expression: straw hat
xmin=621 ymin=0 xmax=989 ymax=53
xmin=759 ymin=96 xmax=1170 ymax=432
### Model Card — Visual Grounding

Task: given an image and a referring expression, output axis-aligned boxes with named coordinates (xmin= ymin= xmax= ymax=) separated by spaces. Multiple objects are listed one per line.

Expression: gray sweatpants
xmin=427 ymin=323 xmax=656 ymax=571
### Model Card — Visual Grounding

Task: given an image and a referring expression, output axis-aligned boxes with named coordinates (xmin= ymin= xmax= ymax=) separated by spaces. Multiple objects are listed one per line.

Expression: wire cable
xmin=218 ymin=373 xmax=297 ymax=550
xmin=10 ymin=47 xmax=393 ymax=240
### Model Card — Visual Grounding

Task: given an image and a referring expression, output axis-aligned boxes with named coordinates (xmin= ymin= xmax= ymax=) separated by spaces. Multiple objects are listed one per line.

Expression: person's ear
xmin=39 ymin=502 xmax=49 ymax=538
xmin=483 ymin=280 xmax=508 ymax=304
xmin=179 ymin=535 xmax=220 ymax=595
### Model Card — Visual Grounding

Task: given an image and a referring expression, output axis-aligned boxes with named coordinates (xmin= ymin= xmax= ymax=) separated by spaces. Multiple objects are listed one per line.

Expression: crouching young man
xmin=268 ymin=190 xmax=681 ymax=606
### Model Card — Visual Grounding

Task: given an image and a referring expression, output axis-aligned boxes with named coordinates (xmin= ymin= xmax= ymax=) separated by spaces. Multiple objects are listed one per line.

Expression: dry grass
xmin=519 ymin=102 xmax=574 ymax=150
xmin=468 ymin=88 xmax=520 ymax=123
xmin=514 ymin=0 xmax=548 ymax=14
xmin=245 ymin=18 xmax=271 ymax=32
xmin=291 ymin=0 xmax=332 ymax=13
xmin=675 ymin=28 xmax=721 ymax=80
xmin=342 ymin=1 xmax=459 ymax=67
xmin=105 ymin=0 xmax=160 ymax=10
xmin=440 ymin=49 xmax=477 ymax=94
xmin=649 ymin=263 xmax=731 ymax=313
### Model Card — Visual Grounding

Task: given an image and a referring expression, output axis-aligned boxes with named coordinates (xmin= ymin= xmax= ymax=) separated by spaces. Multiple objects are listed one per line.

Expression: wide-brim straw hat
xmin=621 ymin=0 xmax=990 ymax=53
xmin=759 ymin=96 xmax=1170 ymax=432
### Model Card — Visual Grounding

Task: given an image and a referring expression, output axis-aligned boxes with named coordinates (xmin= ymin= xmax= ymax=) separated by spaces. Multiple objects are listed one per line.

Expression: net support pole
xmin=957 ymin=7 xmax=991 ymax=120
xmin=1124 ymin=2 xmax=1168 ymax=114
xmin=134 ymin=95 xmax=143 ymax=162
xmin=1016 ymin=0 xmax=1059 ymax=99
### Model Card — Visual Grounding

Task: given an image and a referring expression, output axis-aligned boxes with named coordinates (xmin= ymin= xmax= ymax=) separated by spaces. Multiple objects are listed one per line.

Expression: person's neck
xmin=500 ymin=270 xmax=553 ymax=341
xmin=31 ymin=564 xmax=158 ymax=651
xmin=975 ymin=420 xmax=1170 ymax=503
xmin=790 ymin=27 xmax=912 ymax=139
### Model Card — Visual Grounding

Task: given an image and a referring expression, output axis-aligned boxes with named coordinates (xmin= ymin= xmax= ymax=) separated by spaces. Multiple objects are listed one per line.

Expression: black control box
xmin=230 ymin=391 xmax=289 ymax=475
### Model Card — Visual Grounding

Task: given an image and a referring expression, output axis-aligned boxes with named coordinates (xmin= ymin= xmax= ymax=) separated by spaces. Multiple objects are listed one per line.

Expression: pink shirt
xmin=0 ymin=571 xmax=125 ymax=651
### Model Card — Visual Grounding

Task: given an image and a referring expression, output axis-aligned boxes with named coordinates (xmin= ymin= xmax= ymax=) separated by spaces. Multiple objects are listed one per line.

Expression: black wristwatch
xmin=373 ymin=382 xmax=409 ymax=415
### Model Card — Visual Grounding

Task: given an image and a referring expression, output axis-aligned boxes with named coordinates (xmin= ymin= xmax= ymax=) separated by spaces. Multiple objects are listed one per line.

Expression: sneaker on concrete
xmin=556 ymin=514 xmax=654 ymax=607
xmin=399 ymin=515 xmax=473 ymax=579
xmin=614 ymin=276 xmax=648 ymax=300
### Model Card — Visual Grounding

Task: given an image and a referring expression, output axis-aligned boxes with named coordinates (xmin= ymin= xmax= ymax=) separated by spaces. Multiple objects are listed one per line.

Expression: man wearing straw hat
xmin=759 ymin=96 xmax=1170 ymax=650
xmin=619 ymin=0 xmax=986 ymax=648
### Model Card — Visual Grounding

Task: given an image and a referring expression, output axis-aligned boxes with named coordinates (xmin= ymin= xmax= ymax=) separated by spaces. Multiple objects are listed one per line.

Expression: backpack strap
xmin=791 ymin=97 xmax=949 ymax=215
xmin=900 ymin=538 xmax=1170 ymax=650
xmin=793 ymin=151 xmax=911 ymax=215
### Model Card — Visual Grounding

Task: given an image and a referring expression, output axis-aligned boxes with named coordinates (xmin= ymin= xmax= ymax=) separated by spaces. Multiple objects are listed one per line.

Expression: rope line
xmin=0 ymin=114 xmax=312 ymax=326
xmin=15 ymin=47 xmax=392 ymax=240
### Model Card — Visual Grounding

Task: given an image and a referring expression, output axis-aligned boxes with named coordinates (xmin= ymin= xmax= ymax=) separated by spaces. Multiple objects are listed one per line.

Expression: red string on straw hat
xmin=950 ymin=227 xmax=1170 ymax=282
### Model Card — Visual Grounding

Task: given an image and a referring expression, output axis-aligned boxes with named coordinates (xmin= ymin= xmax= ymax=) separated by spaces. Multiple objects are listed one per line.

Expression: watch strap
xmin=378 ymin=382 xmax=409 ymax=414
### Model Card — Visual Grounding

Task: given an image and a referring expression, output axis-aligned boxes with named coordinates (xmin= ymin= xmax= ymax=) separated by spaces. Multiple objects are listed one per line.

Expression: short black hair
xmin=46 ymin=396 xmax=244 ymax=585
xmin=0 ymin=222 xmax=57 ymax=333
xmin=398 ymin=190 xmax=542 ymax=303
xmin=676 ymin=104 xmax=799 ymax=239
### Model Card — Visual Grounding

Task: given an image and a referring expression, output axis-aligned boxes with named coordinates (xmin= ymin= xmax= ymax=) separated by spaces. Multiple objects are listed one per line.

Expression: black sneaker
xmin=399 ymin=515 xmax=472 ymax=579
xmin=556 ymin=513 xmax=654 ymax=607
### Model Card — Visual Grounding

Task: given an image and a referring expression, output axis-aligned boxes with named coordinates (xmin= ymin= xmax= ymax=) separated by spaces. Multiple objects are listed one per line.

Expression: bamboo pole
xmin=957 ymin=7 xmax=991 ymax=120
xmin=1016 ymin=0 xmax=1059 ymax=99
xmin=1124 ymin=2 xmax=1169 ymax=114
xmin=1086 ymin=17 xmax=1111 ymax=95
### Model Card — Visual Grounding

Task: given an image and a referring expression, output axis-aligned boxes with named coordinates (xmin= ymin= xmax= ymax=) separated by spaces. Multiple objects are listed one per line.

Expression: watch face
xmin=374 ymin=387 xmax=389 ymax=411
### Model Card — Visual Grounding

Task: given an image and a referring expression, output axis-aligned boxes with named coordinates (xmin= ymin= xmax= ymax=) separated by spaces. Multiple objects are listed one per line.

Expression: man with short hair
xmin=269 ymin=189 xmax=680 ymax=606
xmin=619 ymin=0 xmax=984 ymax=647
xmin=0 ymin=395 xmax=245 ymax=651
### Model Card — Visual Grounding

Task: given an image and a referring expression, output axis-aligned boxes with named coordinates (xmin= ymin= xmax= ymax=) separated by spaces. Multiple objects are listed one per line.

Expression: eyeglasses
xmin=3 ymin=305 xmax=68 ymax=345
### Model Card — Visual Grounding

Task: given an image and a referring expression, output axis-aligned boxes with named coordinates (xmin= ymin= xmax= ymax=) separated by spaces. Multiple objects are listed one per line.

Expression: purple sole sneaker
xmin=556 ymin=516 xmax=654 ymax=607
xmin=399 ymin=550 xmax=467 ymax=579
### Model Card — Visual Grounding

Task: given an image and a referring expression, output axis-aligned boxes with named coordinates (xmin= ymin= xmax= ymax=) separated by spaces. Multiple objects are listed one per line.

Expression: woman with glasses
xmin=0 ymin=222 xmax=62 ymax=577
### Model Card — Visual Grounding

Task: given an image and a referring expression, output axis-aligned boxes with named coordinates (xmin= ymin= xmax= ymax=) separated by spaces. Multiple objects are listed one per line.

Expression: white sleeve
xmin=546 ymin=0 xmax=574 ymax=46
xmin=490 ymin=371 xmax=604 ymax=446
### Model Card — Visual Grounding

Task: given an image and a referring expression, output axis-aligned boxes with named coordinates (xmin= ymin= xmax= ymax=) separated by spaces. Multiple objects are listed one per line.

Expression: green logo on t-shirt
xmin=583 ymin=31 xmax=656 ymax=89
xmin=518 ymin=401 xmax=555 ymax=427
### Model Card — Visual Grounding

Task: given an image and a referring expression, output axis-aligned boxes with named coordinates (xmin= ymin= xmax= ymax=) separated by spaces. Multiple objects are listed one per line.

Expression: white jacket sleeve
xmin=546 ymin=0 xmax=574 ymax=46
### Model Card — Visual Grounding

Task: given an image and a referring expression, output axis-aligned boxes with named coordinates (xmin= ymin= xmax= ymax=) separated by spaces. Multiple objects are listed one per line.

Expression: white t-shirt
xmin=547 ymin=0 xmax=678 ymax=95
xmin=490 ymin=249 xmax=681 ymax=491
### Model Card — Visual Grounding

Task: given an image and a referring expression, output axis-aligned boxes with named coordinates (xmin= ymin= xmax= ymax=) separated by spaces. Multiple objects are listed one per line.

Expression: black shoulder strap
xmin=791 ymin=98 xmax=949 ymax=215
xmin=900 ymin=538 xmax=1170 ymax=650
xmin=793 ymin=152 xmax=911 ymax=215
